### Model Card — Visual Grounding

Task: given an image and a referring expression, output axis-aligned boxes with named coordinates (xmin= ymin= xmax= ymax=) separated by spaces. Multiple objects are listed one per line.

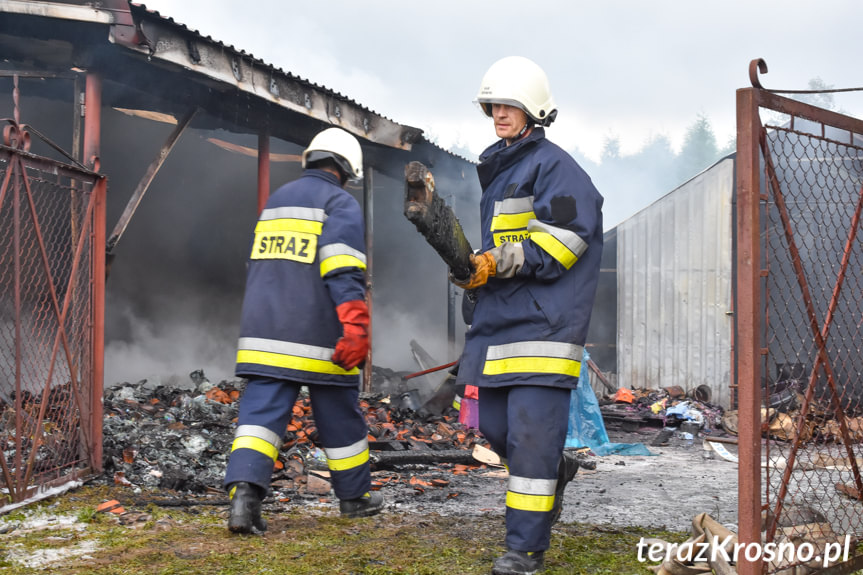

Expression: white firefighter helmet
xmin=475 ymin=56 xmax=557 ymax=126
xmin=302 ymin=127 xmax=364 ymax=181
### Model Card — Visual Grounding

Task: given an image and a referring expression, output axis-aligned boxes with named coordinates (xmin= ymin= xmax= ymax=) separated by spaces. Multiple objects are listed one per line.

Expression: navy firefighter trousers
xmin=478 ymin=385 xmax=572 ymax=551
xmin=224 ymin=376 xmax=371 ymax=501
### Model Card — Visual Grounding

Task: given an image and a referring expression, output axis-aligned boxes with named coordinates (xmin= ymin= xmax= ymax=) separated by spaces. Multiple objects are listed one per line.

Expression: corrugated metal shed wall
xmin=617 ymin=157 xmax=735 ymax=408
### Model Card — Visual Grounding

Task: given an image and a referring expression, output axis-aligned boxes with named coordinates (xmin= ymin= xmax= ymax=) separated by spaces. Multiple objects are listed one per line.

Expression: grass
xmin=0 ymin=485 xmax=680 ymax=574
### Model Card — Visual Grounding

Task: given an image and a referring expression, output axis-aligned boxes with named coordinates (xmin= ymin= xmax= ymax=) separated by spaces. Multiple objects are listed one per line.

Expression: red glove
xmin=331 ymin=300 xmax=370 ymax=370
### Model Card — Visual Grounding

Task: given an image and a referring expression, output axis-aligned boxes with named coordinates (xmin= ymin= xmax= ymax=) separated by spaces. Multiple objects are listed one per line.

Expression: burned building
xmin=0 ymin=0 xmax=479 ymax=504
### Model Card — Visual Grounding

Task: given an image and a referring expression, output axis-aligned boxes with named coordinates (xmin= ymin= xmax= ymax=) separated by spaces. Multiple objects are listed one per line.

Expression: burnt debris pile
xmin=101 ymin=368 xmax=486 ymax=495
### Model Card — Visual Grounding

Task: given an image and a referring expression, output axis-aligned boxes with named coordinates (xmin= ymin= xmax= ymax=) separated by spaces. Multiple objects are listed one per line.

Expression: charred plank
xmin=370 ymin=448 xmax=478 ymax=470
xmin=404 ymin=161 xmax=473 ymax=281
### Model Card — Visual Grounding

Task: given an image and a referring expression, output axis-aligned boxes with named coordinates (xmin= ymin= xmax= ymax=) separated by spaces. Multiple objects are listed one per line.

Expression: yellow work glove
xmin=453 ymin=251 xmax=497 ymax=290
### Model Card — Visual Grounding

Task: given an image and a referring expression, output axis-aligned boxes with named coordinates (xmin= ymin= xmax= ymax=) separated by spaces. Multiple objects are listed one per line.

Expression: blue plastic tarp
xmin=565 ymin=350 xmax=655 ymax=456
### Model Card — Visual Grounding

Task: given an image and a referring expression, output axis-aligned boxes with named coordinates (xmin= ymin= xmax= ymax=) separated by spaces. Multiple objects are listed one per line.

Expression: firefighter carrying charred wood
xmin=452 ymin=56 xmax=604 ymax=575
xmin=223 ymin=127 xmax=383 ymax=534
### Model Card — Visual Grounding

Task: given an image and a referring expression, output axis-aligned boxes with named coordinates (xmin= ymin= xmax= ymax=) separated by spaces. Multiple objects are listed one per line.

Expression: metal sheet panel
xmin=617 ymin=157 xmax=734 ymax=408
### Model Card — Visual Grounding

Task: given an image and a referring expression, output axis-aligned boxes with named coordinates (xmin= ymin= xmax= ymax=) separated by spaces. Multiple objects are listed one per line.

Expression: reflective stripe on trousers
xmin=478 ymin=385 xmax=571 ymax=552
xmin=506 ymin=475 xmax=556 ymax=512
xmin=224 ymin=377 xmax=371 ymax=500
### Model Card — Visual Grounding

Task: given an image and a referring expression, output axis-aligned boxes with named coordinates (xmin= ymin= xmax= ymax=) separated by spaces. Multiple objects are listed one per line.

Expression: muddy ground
xmin=558 ymin=429 xmax=739 ymax=532
xmin=368 ymin=427 xmax=739 ymax=536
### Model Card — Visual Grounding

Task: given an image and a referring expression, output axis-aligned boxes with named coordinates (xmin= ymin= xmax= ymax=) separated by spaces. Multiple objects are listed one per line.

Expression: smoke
xmin=372 ymin=307 xmax=451 ymax=371
xmin=104 ymin=298 xmax=236 ymax=387
xmin=97 ymin=109 xmax=265 ymax=386
xmin=1 ymin=84 xmax=478 ymax=386
xmin=97 ymin=108 xmax=475 ymax=382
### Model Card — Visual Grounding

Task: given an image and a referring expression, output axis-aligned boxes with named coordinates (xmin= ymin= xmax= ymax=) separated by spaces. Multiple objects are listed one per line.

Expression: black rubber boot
xmin=227 ymin=482 xmax=267 ymax=534
xmin=492 ymin=549 xmax=545 ymax=575
xmin=550 ymin=450 xmax=580 ymax=526
xmin=339 ymin=491 xmax=384 ymax=518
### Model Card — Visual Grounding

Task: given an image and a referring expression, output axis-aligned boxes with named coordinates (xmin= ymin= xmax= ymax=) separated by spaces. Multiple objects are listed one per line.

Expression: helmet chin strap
xmin=506 ymin=122 xmax=532 ymax=145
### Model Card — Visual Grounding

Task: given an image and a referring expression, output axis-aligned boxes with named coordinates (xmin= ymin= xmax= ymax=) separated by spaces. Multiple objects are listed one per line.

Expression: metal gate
xmin=0 ymin=119 xmax=106 ymax=507
xmin=737 ymin=60 xmax=863 ymax=574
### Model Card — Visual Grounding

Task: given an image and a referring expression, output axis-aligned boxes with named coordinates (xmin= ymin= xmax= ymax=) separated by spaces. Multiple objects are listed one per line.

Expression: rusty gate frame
xmin=736 ymin=60 xmax=863 ymax=574
xmin=0 ymin=117 xmax=106 ymax=507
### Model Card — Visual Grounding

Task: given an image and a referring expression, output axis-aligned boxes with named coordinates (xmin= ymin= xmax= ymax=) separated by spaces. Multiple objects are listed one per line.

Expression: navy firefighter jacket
xmin=457 ymin=128 xmax=604 ymax=390
xmin=235 ymin=169 xmax=367 ymax=386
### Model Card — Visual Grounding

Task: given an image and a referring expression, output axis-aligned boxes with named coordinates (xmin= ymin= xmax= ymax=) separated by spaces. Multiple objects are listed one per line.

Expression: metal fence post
xmin=736 ymin=86 xmax=763 ymax=575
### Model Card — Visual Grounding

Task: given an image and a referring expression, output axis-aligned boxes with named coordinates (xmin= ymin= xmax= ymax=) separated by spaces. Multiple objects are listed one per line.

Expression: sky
xmin=140 ymin=0 xmax=863 ymax=167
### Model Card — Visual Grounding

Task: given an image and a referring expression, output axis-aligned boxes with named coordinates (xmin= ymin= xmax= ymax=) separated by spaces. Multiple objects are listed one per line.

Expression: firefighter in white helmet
xmin=224 ymin=127 xmax=383 ymax=533
xmin=453 ymin=56 xmax=604 ymax=575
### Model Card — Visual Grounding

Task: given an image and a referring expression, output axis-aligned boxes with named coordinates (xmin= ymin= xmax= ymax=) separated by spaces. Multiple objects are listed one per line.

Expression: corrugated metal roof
xmin=0 ymin=0 xmax=476 ymax=163
xmin=129 ymin=2 xmax=405 ymax=131
xmin=126 ymin=3 xmax=473 ymax=163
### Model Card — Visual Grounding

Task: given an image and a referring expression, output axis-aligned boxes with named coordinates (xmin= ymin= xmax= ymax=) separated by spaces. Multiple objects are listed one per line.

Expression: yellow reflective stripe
xmin=529 ymin=231 xmax=578 ymax=269
xmin=231 ymin=435 xmax=279 ymax=462
xmin=483 ymin=356 xmax=581 ymax=377
xmin=506 ymin=491 xmax=555 ymax=512
xmin=507 ymin=475 xmax=556 ymax=512
xmin=255 ymin=218 xmax=323 ymax=235
xmin=320 ymin=254 xmax=367 ymax=277
xmin=237 ymin=349 xmax=359 ymax=375
xmin=491 ymin=211 xmax=535 ymax=231
xmin=452 ymin=395 xmax=462 ymax=410
xmin=326 ymin=447 xmax=369 ymax=471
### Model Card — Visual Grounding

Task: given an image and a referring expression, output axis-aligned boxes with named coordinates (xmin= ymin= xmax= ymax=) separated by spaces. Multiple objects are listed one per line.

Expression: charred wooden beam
xmin=370 ymin=448 xmax=479 ymax=470
xmin=106 ymin=106 xmax=198 ymax=259
xmin=404 ymin=161 xmax=473 ymax=281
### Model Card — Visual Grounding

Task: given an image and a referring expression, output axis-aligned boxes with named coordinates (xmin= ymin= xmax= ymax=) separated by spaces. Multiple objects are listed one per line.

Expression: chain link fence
xmin=737 ymin=85 xmax=863 ymax=573
xmin=0 ymin=122 xmax=105 ymax=507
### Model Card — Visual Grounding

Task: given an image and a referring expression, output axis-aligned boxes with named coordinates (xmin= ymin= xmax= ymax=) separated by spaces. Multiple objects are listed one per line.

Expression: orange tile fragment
xmin=96 ymin=500 xmax=125 ymax=514
xmin=205 ymin=388 xmax=231 ymax=404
